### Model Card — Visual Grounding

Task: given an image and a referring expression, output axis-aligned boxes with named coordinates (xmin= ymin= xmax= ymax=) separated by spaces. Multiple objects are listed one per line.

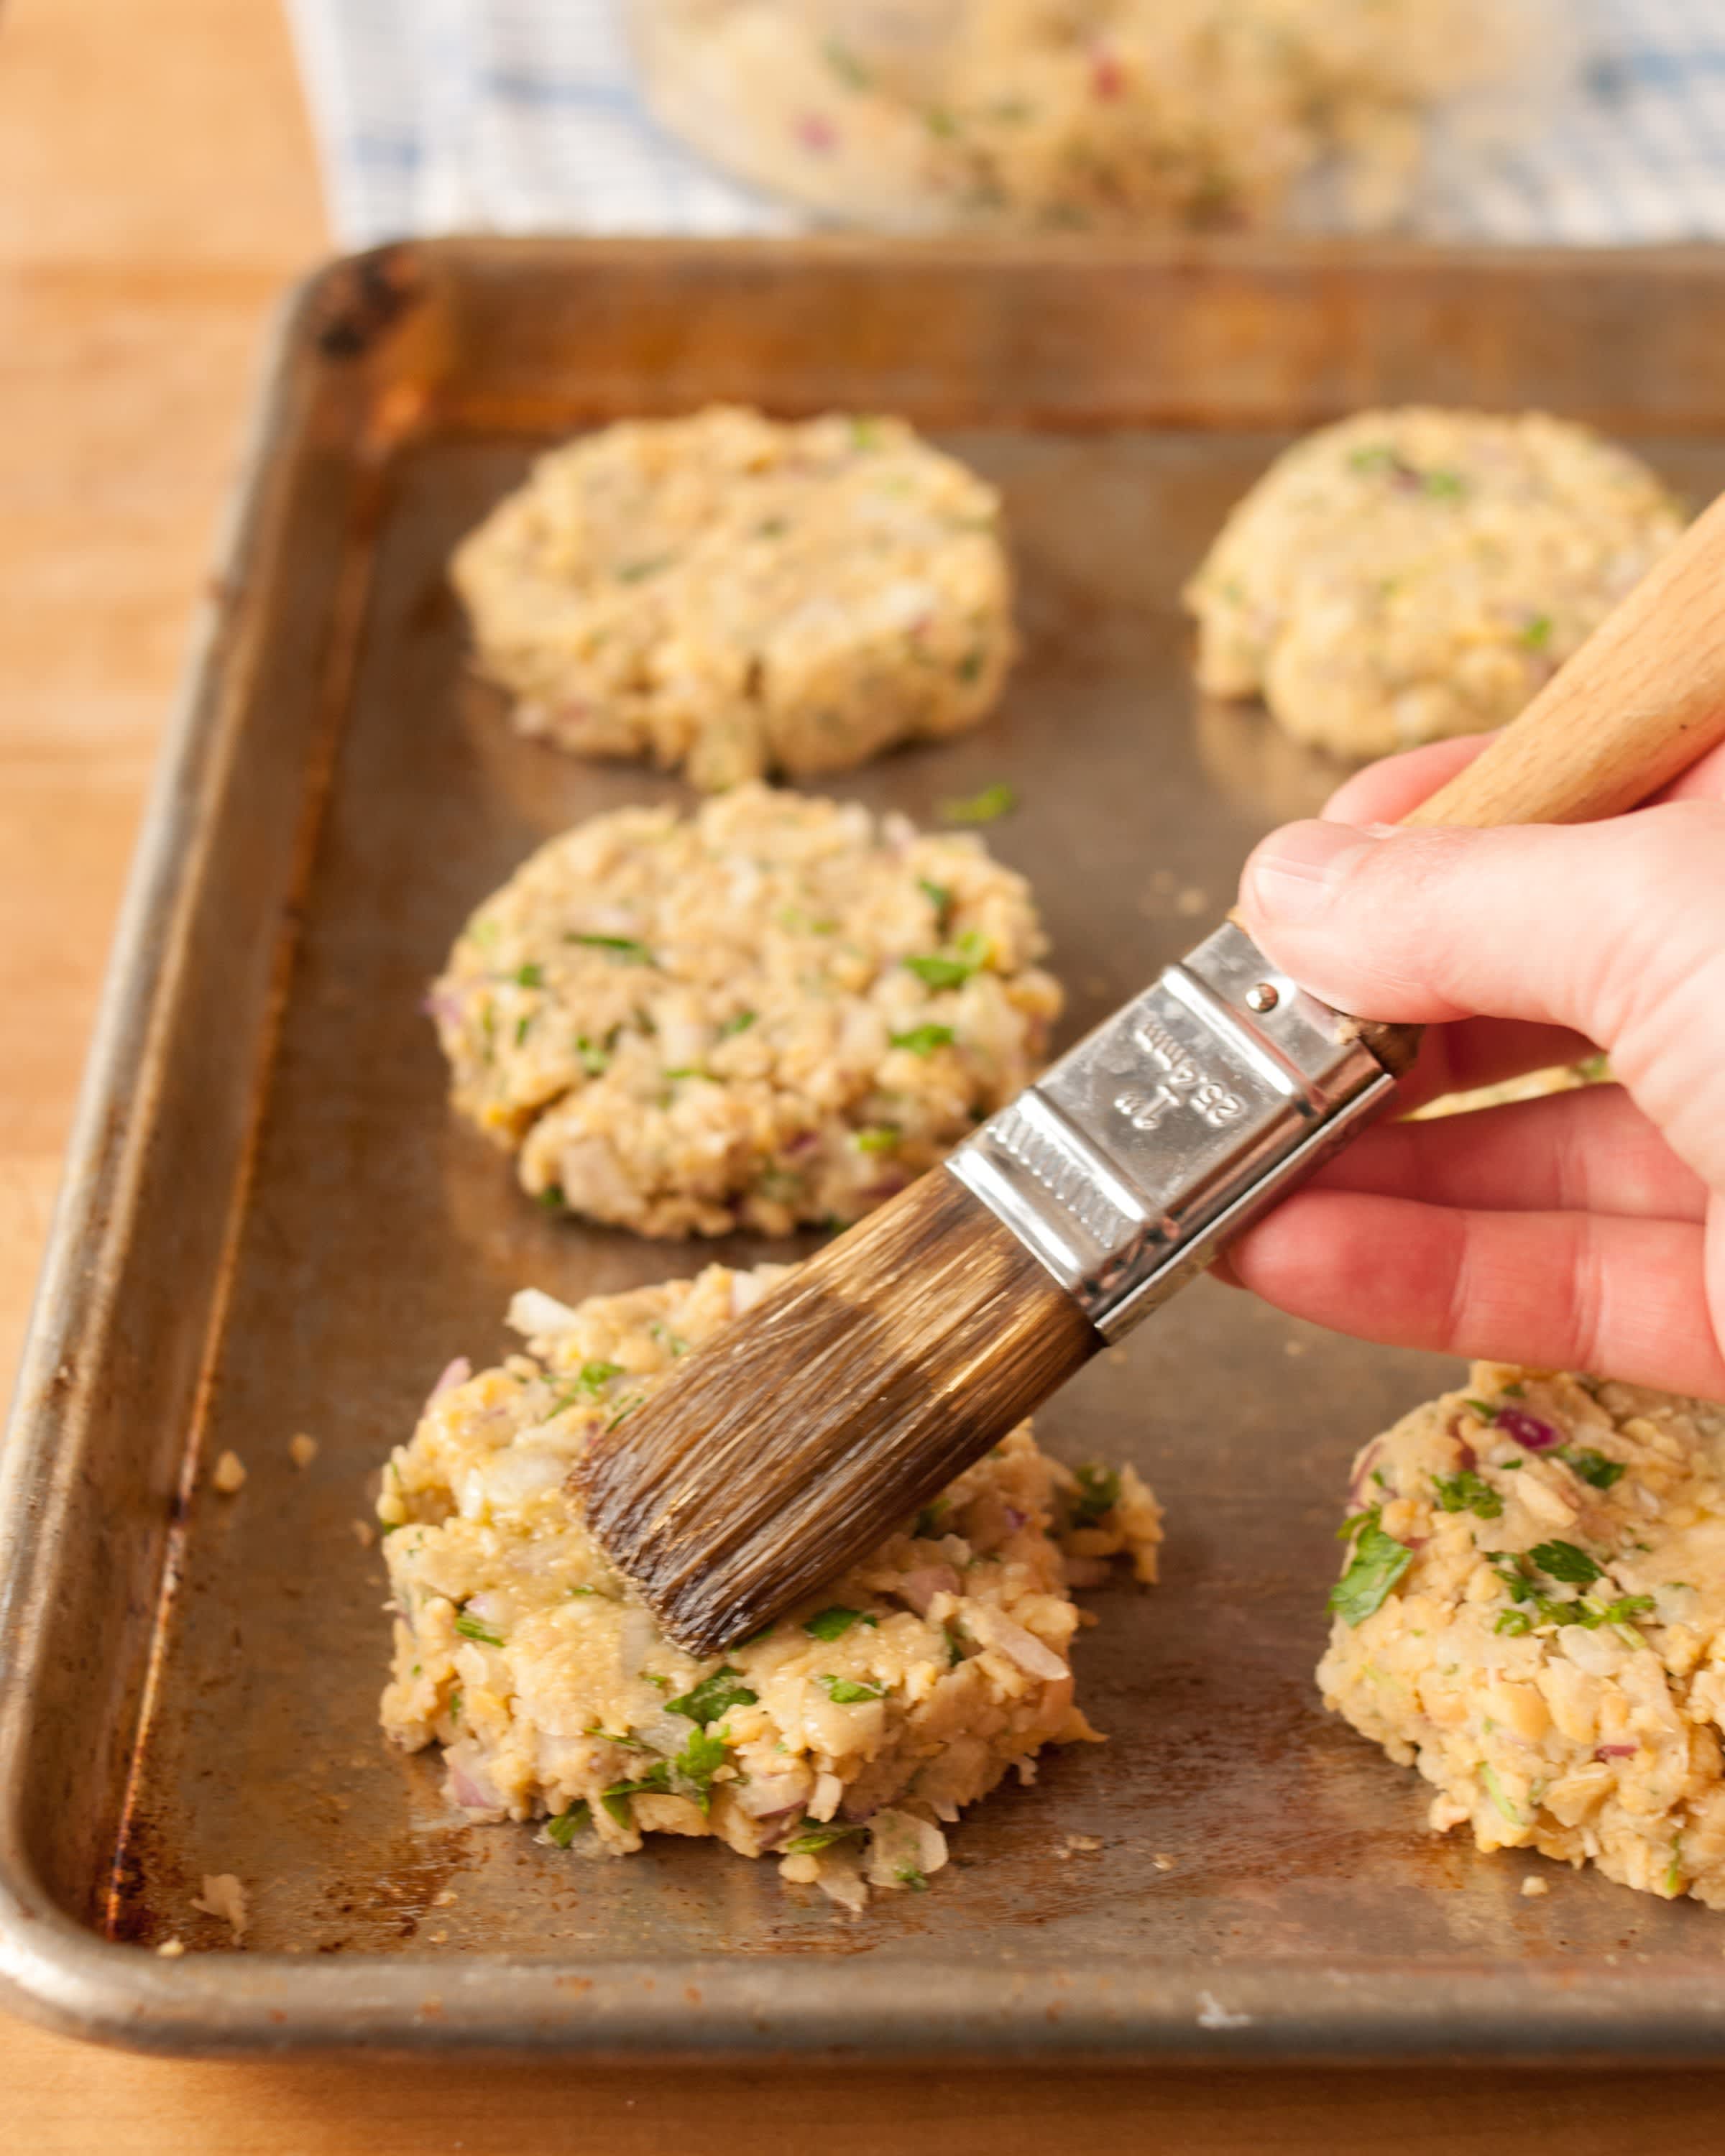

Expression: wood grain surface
xmin=6 ymin=0 xmax=1725 ymax=2145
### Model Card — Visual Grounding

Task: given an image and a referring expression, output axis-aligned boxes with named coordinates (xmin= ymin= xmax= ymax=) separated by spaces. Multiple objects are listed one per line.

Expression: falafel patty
xmin=431 ymin=783 xmax=1061 ymax=1238
xmin=452 ymin=405 xmax=1016 ymax=791
xmin=1185 ymin=409 xmax=1684 ymax=756
xmin=378 ymin=1264 xmax=1162 ymax=1911
xmin=1321 ymin=1361 xmax=1725 ymax=1908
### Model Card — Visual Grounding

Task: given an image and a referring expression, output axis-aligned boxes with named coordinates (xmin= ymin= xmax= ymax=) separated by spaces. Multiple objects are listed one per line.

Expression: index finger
xmin=1321 ymin=735 xmax=1492 ymax=826
xmin=1322 ymin=722 xmax=1725 ymax=829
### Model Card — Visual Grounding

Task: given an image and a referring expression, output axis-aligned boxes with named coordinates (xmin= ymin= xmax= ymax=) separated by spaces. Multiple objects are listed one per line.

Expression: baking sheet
xmin=7 ymin=238 xmax=1725 ymax=2059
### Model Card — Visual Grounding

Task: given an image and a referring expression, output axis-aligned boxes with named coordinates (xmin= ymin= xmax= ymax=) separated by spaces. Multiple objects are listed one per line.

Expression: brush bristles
xmin=576 ymin=1166 xmax=1098 ymax=1656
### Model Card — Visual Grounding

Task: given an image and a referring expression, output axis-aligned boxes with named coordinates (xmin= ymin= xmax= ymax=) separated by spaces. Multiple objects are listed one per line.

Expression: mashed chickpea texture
xmin=379 ymin=1265 xmax=1162 ymax=1910
xmin=1186 ymin=408 xmax=1684 ymax=757
xmin=431 ymin=784 xmax=1061 ymax=1238
xmin=635 ymin=0 xmax=1531 ymax=236
xmin=1322 ymin=1363 xmax=1725 ymax=1908
xmin=452 ymin=405 xmax=1014 ymax=791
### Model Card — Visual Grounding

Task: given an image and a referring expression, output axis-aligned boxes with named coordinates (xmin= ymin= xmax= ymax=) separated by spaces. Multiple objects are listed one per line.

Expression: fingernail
xmin=1243 ymin=821 xmax=1379 ymax=927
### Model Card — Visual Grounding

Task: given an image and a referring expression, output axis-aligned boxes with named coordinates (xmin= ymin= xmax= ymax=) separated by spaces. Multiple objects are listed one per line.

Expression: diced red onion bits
xmin=1496 ymin=1407 xmax=1560 ymax=1452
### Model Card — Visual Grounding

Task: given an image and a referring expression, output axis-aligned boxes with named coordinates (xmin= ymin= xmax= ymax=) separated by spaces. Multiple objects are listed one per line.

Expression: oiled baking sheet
xmin=12 ymin=240 xmax=1725 ymax=2057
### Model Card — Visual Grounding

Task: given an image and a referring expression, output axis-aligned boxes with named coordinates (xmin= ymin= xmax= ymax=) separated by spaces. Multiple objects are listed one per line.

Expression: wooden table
xmin=3 ymin=0 xmax=1724 ymax=2144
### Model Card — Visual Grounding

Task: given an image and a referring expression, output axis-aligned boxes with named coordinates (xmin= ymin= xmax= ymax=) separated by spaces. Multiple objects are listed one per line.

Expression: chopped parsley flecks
xmin=615 ymin=554 xmax=673 ymax=583
xmin=1070 ymin=1462 xmax=1121 ymax=1528
xmin=546 ymin=1802 xmax=590 ymax=1848
xmin=1560 ymin=1445 xmax=1627 ymax=1491
xmin=600 ymin=1780 xmax=652 ymax=1826
xmin=1490 ymin=1549 xmax=1647 ymax=1634
xmin=718 ymin=1009 xmax=757 ymax=1038
xmin=939 ymin=781 xmax=1016 ymax=827
xmin=895 ymin=1865 xmax=929 ymax=1892
xmin=905 ymin=950 xmax=977 ymax=990
xmin=804 ymin=1606 xmax=877 ymax=1642
xmin=1422 ymin=467 xmax=1467 ymax=500
xmin=956 ymin=648 xmax=986 ymax=684
xmin=848 ymin=415 xmax=886 ymax=451
xmin=854 ymin=1125 xmax=899 ymax=1154
xmin=914 ymin=1499 xmax=950 ymax=1538
xmin=668 ymin=1664 xmax=758 ymax=1728
xmin=823 ymin=37 xmax=873 ymax=91
xmin=819 ymin=1674 xmax=886 ymax=1705
xmin=1462 ymin=1398 xmax=1498 ymax=1422
xmin=783 ymin=1821 xmax=863 ymax=1856
xmin=586 ymin=1725 xmax=648 ymax=1749
xmin=1478 ymin=1761 xmax=1526 ymax=1827
xmin=1528 ymin=1539 xmax=1604 ymax=1586
xmin=890 ymin=1023 xmax=955 ymax=1056
xmin=513 ymin=962 xmax=545 ymax=988
xmin=535 ymin=1184 xmax=566 ymax=1211
xmin=551 ymin=1360 xmax=622 ymax=1405
xmin=454 ymin=1610 xmax=505 ymax=1648
xmin=514 ymin=1015 xmax=532 ymax=1047
xmin=1490 ymin=1550 xmax=1537 ymax=1599
xmin=1432 ymin=1468 xmax=1503 ymax=1521
xmin=917 ymin=877 xmax=954 ymax=926
xmin=1328 ymin=1515 xmax=1412 ymax=1627
xmin=905 ymin=929 xmax=988 ymax=992
xmin=1520 ymin=614 xmax=1554 ymax=650
xmin=668 ymin=1727 xmax=730 ymax=1812
xmin=566 ymin=932 xmax=656 ymax=967
xmin=575 ymin=1032 xmax=612 ymax=1076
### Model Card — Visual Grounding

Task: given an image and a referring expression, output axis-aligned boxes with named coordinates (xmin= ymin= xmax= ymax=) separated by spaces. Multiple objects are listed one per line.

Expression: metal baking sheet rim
xmin=5 ymin=236 xmax=1725 ymax=2062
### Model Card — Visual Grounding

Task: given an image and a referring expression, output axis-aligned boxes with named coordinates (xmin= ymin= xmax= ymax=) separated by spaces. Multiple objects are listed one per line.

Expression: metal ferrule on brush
xmin=948 ymin=921 xmax=1399 ymax=1342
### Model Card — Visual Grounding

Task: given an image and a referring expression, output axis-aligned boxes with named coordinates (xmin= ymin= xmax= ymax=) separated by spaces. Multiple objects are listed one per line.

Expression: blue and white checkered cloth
xmin=283 ymin=0 xmax=1725 ymax=248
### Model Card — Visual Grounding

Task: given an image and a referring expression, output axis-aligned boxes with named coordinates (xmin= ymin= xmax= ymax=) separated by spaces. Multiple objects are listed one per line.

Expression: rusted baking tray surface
xmin=6 ymin=237 xmax=1725 ymax=2060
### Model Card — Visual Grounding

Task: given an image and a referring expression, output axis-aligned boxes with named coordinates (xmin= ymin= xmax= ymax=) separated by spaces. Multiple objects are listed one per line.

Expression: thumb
xmin=1237 ymin=800 xmax=1725 ymax=1184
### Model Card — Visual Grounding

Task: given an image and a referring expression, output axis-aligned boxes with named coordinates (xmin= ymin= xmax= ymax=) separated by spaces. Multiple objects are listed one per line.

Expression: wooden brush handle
xmin=1401 ymin=485 xmax=1725 ymax=829
xmin=1326 ymin=487 xmax=1725 ymax=1078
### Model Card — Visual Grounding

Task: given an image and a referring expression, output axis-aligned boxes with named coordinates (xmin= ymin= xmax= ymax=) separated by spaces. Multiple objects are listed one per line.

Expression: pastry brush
xmin=579 ymin=487 xmax=1725 ymax=1656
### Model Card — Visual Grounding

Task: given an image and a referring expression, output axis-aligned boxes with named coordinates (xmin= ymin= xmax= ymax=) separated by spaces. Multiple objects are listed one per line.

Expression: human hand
xmin=1228 ymin=732 xmax=1725 ymax=1398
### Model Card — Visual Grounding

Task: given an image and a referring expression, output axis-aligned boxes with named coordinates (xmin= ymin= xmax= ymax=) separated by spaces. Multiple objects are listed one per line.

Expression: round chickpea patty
xmin=452 ymin=405 xmax=1015 ymax=791
xmin=431 ymin=783 xmax=1061 ymax=1238
xmin=378 ymin=1265 xmax=1161 ymax=1912
xmin=1322 ymin=1360 xmax=1725 ymax=1908
xmin=1185 ymin=408 xmax=1684 ymax=757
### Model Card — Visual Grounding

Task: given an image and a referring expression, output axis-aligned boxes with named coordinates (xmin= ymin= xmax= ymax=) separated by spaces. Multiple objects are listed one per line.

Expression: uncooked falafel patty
xmin=452 ymin=405 xmax=1016 ymax=791
xmin=1185 ymin=408 xmax=1684 ymax=756
xmin=378 ymin=1263 xmax=1162 ymax=1910
xmin=431 ymin=783 xmax=1061 ymax=1238
xmin=1322 ymin=1361 xmax=1725 ymax=1908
